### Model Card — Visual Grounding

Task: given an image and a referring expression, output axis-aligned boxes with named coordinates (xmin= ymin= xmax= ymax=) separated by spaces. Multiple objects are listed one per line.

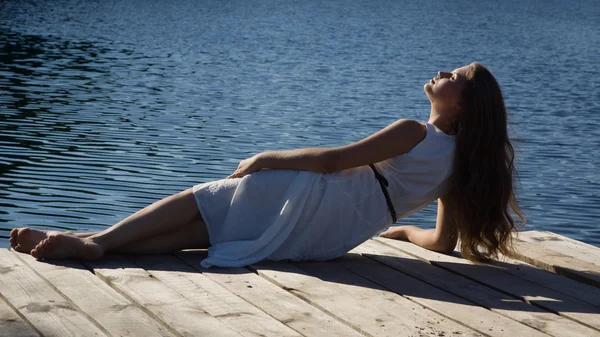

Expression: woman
xmin=9 ymin=62 xmax=525 ymax=266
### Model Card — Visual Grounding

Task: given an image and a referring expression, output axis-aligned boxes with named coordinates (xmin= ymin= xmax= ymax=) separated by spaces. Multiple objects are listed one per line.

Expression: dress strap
xmin=369 ymin=164 xmax=397 ymax=223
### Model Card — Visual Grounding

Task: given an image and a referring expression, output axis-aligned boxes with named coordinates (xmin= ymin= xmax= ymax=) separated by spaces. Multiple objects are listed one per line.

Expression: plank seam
xmin=81 ymin=257 xmax=186 ymax=337
xmin=0 ymin=280 xmax=43 ymax=337
xmin=374 ymin=240 xmax=600 ymax=333
xmin=319 ymin=257 xmax=496 ymax=337
xmin=507 ymin=247 xmax=600 ymax=289
xmin=511 ymin=232 xmax=600 ymax=285
xmin=438 ymin=261 xmax=600 ymax=332
xmin=173 ymin=253 xmax=353 ymax=337
xmin=358 ymin=252 xmax=555 ymax=337
xmin=488 ymin=257 xmax=600 ymax=310
xmin=10 ymin=251 xmax=112 ymax=337
xmin=373 ymin=240 xmax=558 ymax=309
xmin=246 ymin=263 xmax=376 ymax=337
xmin=359 ymin=253 xmax=489 ymax=307
xmin=133 ymin=255 xmax=296 ymax=337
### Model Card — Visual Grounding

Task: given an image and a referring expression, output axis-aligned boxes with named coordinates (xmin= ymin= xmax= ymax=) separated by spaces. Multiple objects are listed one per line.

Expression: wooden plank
xmin=519 ymin=231 xmax=600 ymax=250
xmin=517 ymin=231 xmax=600 ymax=267
xmin=0 ymin=249 xmax=108 ymax=337
xmin=85 ymin=255 xmax=243 ymax=337
xmin=510 ymin=237 xmax=600 ymax=288
xmin=354 ymin=240 xmax=600 ymax=337
xmin=375 ymin=237 xmax=600 ymax=332
xmin=489 ymin=253 xmax=600 ymax=309
xmin=336 ymin=251 xmax=547 ymax=337
xmin=0 ymin=294 xmax=40 ymax=337
xmin=176 ymin=250 xmax=366 ymax=337
xmin=14 ymin=251 xmax=174 ymax=337
xmin=131 ymin=254 xmax=303 ymax=337
xmin=252 ymin=260 xmax=482 ymax=337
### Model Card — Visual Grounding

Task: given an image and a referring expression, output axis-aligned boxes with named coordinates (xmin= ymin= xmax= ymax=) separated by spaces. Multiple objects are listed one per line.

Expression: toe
xmin=10 ymin=234 xmax=19 ymax=249
xmin=32 ymin=239 xmax=47 ymax=255
xmin=10 ymin=228 xmax=18 ymax=237
xmin=31 ymin=242 xmax=46 ymax=258
xmin=30 ymin=247 xmax=39 ymax=258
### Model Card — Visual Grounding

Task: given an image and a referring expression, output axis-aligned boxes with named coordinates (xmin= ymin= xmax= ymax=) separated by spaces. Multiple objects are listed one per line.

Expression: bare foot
xmin=30 ymin=234 xmax=104 ymax=260
xmin=10 ymin=228 xmax=60 ymax=254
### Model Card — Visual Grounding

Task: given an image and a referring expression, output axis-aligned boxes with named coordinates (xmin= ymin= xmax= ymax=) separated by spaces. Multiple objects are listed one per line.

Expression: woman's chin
xmin=424 ymin=83 xmax=432 ymax=94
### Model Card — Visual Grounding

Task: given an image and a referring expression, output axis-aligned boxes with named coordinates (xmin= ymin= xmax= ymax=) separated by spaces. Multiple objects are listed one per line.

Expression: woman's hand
xmin=379 ymin=226 xmax=409 ymax=240
xmin=227 ymin=154 xmax=263 ymax=179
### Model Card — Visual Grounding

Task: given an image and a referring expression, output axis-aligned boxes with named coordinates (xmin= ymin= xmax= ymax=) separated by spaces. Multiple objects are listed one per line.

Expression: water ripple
xmin=1 ymin=0 xmax=599 ymax=248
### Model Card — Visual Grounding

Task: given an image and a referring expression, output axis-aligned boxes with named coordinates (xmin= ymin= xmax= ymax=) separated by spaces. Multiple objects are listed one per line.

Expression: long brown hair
xmin=446 ymin=62 xmax=526 ymax=262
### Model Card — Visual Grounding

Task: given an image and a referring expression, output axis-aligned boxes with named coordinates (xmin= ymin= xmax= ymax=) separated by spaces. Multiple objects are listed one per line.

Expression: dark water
xmin=1 ymin=0 xmax=599 ymax=248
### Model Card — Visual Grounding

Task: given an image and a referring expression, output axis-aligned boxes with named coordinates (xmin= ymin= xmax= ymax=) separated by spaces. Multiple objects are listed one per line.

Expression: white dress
xmin=193 ymin=121 xmax=456 ymax=268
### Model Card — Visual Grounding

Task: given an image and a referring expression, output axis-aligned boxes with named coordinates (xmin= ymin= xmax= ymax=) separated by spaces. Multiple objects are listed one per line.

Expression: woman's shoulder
xmin=391 ymin=118 xmax=428 ymax=153
xmin=398 ymin=118 xmax=427 ymax=130
xmin=324 ymin=118 xmax=427 ymax=172
xmin=396 ymin=118 xmax=428 ymax=142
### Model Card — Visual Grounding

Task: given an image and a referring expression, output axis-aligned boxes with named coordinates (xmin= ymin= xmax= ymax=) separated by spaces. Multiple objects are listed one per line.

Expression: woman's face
xmin=424 ymin=64 xmax=471 ymax=111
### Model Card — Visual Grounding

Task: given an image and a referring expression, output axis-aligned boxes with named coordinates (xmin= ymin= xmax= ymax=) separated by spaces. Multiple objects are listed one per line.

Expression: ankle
xmin=83 ymin=237 xmax=105 ymax=260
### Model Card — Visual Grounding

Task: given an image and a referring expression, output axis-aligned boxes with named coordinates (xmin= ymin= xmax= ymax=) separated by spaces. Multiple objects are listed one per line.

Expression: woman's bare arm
xmin=228 ymin=118 xmax=426 ymax=178
xmin=379 ymin=194 xmax=457 ymax=254
xmin=256 ymin=147 xmax=333 ymax=173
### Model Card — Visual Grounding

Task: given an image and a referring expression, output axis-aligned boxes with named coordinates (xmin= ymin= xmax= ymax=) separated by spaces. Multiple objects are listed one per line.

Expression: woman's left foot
xmin=10 ymin=227 xmax=60 ymax=254
xmin=30 ymin=234 xmax=104 ymax=260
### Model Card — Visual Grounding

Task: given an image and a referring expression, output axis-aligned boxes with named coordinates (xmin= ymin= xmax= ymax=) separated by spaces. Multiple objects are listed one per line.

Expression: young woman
xmin=10 ymin=62 xmax=525 ymax=267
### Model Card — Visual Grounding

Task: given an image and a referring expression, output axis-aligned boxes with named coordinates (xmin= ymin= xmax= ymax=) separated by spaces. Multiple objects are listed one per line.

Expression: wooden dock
xmin=1 ymin=230 xmax=599 ymax=337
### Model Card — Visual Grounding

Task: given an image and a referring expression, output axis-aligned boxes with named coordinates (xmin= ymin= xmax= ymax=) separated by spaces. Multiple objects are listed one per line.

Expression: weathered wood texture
xmin=85 ymin=255 xmax=243 ymax=337
xmin=356 ymin=240 xmax=599 ymax=337
xmin=0 ymin=295 xmax=39 ymax=337
xmin=0 ymin=250 xmax=107 ymax=337
xmin=176 ymin=250 xmax=365 ymax=337
xmin=1 ymin=230 xmax=599 ymax=337
xmin=510 ymin=231 xmax=600 ymax=287
xmin=374 ymin=237 xmax=600 ymax=331
xmin=489 ymin=253 xmax=600 ymax=309
xmin=252 ymin=260 xmax=480 ymax=337
xmin=14 ymin=252 xmax=173 ymax=337
xmin=132 ymin=254 xmax=303 ymax=337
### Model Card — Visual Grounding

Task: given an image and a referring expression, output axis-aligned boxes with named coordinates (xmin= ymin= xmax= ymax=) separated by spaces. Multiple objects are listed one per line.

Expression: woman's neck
xmin=427 ymin=114 xmax=457 ymax=136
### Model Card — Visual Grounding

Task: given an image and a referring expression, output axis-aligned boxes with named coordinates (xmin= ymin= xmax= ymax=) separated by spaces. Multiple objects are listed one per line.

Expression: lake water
xmin=1 ymin=0 xmax=599 ymax=248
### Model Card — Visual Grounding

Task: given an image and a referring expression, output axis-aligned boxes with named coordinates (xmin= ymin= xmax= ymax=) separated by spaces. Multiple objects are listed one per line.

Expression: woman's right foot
xmin=10 ymin=228 xmax=60 ymax=254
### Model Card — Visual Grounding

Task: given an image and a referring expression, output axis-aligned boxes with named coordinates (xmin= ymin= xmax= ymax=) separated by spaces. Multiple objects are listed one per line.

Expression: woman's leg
xmin=12 ymin=219 xmax=210 ymax=256
xmin=110 ymin=219 xmax=209 ymax=254
xmin=30 ymin=187 xmax=206 ymax=260
xmin=89 ymin=187 xmax=202 ymax=251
